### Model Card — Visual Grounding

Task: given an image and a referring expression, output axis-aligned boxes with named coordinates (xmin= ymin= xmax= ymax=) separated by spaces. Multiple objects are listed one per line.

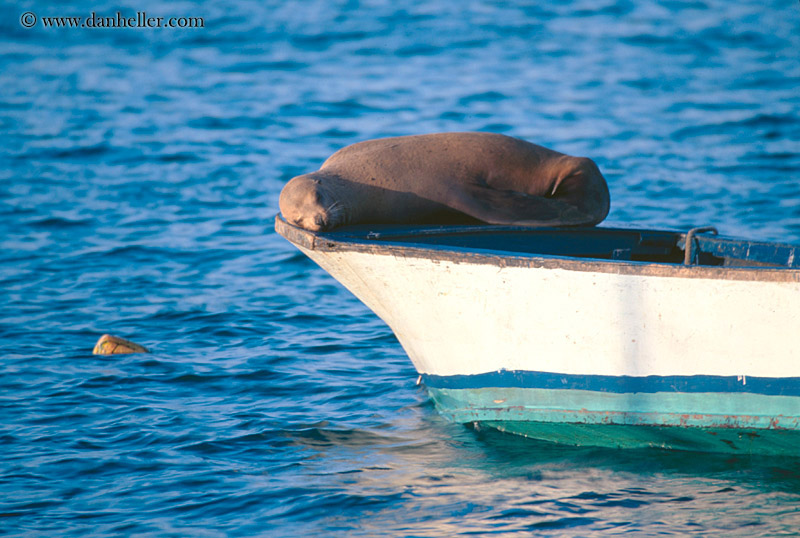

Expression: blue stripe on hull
xmin=422 ymin=370 xmax=800 ymax=397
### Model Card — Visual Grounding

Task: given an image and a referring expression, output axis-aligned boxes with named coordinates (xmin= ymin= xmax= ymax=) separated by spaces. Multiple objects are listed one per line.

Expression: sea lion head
xmin=279 ymin=173 xmax=345 ymax=231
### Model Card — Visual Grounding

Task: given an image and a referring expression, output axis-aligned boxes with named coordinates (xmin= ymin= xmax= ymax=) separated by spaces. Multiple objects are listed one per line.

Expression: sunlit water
xmin=2 ymin=0 xmax=800 ymax=535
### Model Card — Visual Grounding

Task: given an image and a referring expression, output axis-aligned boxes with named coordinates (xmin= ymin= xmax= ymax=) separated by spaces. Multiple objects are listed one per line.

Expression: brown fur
xmin=279 ymin=132 xmax=610 ymax=231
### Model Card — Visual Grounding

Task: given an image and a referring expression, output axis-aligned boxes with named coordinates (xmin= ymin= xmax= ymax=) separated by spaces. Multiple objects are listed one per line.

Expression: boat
xmin=275 ymin=215 xmax=800 ymax=455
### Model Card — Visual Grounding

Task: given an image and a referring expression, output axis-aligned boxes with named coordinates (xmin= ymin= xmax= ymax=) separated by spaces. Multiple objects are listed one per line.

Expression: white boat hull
xmin=296 ymin=246 xmax=800 ymax=380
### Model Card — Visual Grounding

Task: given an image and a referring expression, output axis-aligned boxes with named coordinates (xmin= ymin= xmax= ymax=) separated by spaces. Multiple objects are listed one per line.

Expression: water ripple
xmin=2 ymin=0 xmax=800 ymax=535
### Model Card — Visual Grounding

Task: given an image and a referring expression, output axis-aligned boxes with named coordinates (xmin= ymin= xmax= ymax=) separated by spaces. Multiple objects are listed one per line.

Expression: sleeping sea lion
xmin=279 ymin=132 xmax=610 ymax=231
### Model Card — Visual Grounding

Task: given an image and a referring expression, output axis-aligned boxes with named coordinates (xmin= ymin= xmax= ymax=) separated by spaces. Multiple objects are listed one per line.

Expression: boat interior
xmin=324 ymin=223 xmax=800 ymax=269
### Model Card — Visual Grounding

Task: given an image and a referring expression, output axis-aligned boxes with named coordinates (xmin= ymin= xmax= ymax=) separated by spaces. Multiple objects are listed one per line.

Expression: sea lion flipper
xmin=449 ymin=184 xmax=596 ymax=227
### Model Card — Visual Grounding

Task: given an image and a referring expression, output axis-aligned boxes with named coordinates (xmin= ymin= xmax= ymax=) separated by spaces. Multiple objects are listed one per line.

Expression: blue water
xmin=2 ymin=0 xmax=800 ymax=535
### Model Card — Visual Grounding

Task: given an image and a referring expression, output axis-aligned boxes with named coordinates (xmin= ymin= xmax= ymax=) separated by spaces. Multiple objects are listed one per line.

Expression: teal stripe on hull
xmin=483 ymin=420 xmax=800 ymax=455
xmin=428 ymin=386 xmax=800 ymax=455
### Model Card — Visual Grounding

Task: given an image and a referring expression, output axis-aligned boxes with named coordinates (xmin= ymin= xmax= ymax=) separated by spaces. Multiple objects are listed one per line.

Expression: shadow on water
xmin=271 ymin=410 xmax=800 ymax=536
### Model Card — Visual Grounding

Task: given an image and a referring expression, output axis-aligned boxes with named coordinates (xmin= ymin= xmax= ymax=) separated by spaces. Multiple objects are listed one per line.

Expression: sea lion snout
xmin=279 ymin=174 xmax=338 ymax=231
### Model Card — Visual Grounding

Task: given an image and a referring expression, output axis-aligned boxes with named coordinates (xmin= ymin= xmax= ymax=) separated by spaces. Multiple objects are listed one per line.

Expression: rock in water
xmin=93 ymin=334 xmax=149 ymax=355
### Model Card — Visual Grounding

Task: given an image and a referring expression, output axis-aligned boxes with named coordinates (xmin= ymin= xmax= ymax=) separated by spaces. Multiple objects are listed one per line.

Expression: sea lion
xmin=279 ymin=132 xmax=610 ymax=231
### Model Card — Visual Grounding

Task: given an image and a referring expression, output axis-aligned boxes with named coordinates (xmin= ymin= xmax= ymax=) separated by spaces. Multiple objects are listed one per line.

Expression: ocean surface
xmin=2 ymin=0 xmax=800 ymax=535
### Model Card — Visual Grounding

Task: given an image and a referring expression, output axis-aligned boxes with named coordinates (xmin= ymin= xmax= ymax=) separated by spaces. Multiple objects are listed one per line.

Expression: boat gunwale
xmin=274 ymin=215 xmax=800 ymax=283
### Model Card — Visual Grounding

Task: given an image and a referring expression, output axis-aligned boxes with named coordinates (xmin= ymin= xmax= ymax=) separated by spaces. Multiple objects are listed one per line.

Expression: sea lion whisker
xmin=326 ymin=201 xmax=346 ymax=221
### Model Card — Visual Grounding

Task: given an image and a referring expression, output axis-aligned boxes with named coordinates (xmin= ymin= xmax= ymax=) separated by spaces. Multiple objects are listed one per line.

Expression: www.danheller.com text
xmin=20 ymin=11 xmax=205 ymax=29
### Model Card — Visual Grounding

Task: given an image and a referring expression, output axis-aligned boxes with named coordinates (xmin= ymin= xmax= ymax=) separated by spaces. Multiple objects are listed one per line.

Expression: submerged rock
xmin=93 ymin=334 xmax=149 ymax=355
